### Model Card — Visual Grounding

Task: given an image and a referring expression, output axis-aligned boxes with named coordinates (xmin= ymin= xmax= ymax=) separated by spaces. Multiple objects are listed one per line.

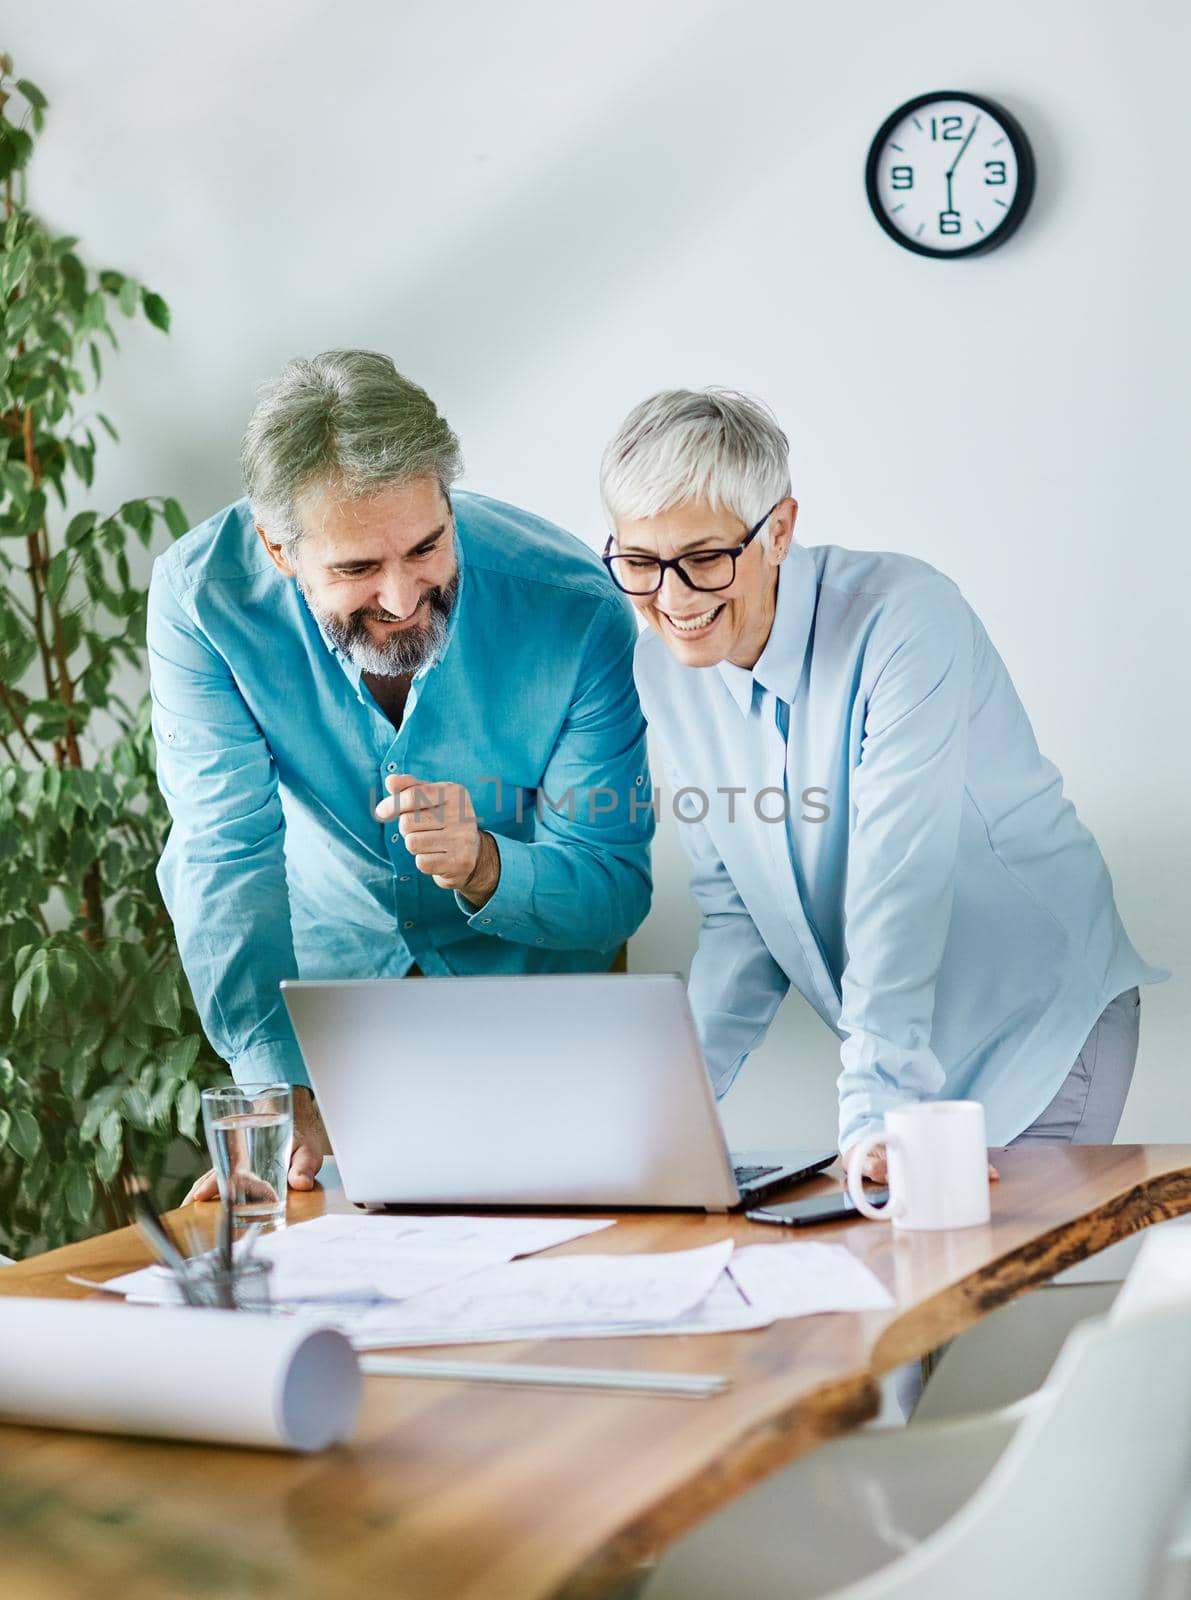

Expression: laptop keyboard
xmin=733 ymin=1163 xmax=782 ymax=1187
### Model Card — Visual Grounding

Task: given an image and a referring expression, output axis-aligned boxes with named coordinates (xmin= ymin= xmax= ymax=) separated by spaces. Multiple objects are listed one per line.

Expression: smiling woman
xmin=600 ymin=390 xmax=798 ymax=670
xmin=600 ymin=384 xmax=1166 ymax=1184
xmin=603 ymin=497 xmax=793 ymax=665
xmin=603 ymin=500 xmax=781 ymax=637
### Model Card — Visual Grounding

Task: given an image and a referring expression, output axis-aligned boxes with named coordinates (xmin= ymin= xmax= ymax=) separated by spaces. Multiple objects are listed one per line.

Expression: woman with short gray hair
xmin=601 ymin=387 xmax=1165 ymax=1176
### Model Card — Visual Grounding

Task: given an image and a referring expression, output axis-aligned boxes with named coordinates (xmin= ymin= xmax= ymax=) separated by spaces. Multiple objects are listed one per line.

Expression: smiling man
xmin=148 ymin=350 xmax=652 ymax=1195
xmin=600 ymin=387 xmax=1166 ymax=1177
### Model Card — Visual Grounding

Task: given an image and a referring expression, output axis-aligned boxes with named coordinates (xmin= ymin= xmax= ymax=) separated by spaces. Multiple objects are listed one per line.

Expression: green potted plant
xmin=0 ymin=55 xmax=221 ymax=1255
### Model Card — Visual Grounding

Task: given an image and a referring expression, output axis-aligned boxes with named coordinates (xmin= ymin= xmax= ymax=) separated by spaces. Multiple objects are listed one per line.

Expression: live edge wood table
xmin=3 ymin=1146 xmax=1191 ymax=1600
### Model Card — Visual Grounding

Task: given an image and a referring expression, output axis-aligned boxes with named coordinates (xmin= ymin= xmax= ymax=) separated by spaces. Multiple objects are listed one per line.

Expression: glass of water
xmin=201 ymin=1082 xmax=293 ymax=1230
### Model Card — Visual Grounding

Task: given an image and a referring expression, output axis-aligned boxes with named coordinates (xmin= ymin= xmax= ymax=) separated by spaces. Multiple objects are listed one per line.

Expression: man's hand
xmin=182 ymin=1086 xmax=328 ymax=1204
xmin=845 ymin=1139 xmax=1001 ymax=1186
xmin=374 ymin=773 xmax=501 ymax=907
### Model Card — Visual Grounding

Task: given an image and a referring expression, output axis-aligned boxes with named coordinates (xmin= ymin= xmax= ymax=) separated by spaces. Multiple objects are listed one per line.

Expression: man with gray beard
xmin=147 ymin=351 xmax=652 ymax=1196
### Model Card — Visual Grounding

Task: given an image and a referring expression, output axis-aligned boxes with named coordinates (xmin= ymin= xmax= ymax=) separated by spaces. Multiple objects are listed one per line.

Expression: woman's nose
xmin=656 ymin=566 xmax=690 ymax=611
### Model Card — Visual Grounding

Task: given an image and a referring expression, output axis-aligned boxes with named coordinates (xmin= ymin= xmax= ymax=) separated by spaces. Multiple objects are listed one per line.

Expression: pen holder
xmin=184 ymin=1256 xmax=274 ymax=1312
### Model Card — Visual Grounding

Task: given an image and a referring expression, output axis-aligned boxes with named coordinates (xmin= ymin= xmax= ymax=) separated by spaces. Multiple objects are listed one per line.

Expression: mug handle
xmin=846 ymin=1132 xmax=900 ymax=1220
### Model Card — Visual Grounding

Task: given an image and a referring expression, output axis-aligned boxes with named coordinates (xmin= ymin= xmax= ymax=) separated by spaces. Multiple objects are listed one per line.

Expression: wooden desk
xmin=3 ymin=1145 xmax=1190 ymax=1600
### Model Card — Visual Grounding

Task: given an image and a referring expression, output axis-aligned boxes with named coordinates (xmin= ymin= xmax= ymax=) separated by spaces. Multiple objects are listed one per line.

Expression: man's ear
xmin=255 ymin=522 xmax=297 ymax=578
xmin=767 ymin=497 xmax=799 ymax=565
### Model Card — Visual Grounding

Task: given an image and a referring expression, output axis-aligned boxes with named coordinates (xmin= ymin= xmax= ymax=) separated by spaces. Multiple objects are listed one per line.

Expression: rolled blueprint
xmin=0 ymin=1297 xmax=361 ymax=1452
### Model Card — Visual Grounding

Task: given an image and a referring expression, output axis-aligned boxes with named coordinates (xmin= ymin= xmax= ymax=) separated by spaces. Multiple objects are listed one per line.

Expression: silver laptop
xmin=281 ymin=973 xmax=834 ymax=1211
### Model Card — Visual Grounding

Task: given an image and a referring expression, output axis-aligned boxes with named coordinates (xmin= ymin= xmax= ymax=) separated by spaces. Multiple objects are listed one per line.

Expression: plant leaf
xmin=141 ymin=289 xmax=171 ymax=332
xmin=152 ymin=966 xmax=181 ymax=1030
xmin=46 ymin=548 xmax=70 ymax=604
xmin=161 ymin=1034 xmax=201 ymax=1079
xmin=11 ymin=957 xmax=40 ymax=1024
xmin=64 ymin=1165 xmax=95 ymax=1225
xmin=95 ymin=1141 xmax=122 ymax=1185
xmin=8 ymin=1108 xmax=42 ymax=1162
xmin=99 ymin=1106 xmax=123 ymax=1154
xmin=16 ymin=79 xmax=49 ymax=112
xmin=176 ymin=1078 xmax=201 ymax=1140
xmin=123 ymin=1084 xmax=153 ymax=1130
xmin=162 ymin=497 xmax=189 ymax=539
xmin=65 ymin=510 xmax=98 ymax=546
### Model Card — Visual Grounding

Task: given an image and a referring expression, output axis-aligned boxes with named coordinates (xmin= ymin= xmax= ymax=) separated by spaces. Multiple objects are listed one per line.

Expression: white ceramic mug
xmin=845 ymin=1100 xmax=991 ymax=1230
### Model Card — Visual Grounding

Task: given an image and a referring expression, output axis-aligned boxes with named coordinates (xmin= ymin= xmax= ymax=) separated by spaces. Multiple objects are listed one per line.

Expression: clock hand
xmin=945 ymin=114 xmax=981 ymax=180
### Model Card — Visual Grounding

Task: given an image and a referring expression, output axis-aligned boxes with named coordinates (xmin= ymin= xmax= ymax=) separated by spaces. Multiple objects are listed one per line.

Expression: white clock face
xmin=871 ymin=97 xmax=1023 ymax=254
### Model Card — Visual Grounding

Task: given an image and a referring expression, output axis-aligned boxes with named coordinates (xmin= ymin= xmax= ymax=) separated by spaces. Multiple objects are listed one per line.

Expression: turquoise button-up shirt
xmin=148 ymin=492 xmax=653 ymax=1088
xmin=634 ymin=542 xmax=1167 ymax=1150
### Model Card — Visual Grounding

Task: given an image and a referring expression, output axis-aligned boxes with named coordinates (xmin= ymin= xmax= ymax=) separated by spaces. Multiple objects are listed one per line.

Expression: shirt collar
xmin=716 ymin=543 xmax=817 ymax=716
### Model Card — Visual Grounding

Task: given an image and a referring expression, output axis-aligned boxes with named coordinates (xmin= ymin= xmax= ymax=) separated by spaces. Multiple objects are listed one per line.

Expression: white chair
xmin=909 ymin=1222 xmax=1191 ymax=1594
xmin=1110 ymin=1224 xmax=1191 ymax=1325
xmin=910 ymin=1221 xmax=1191 ymax=1425
xmin=1110 ymin=1230 xmax=1191 ymax=1598
xmin=907 ymin=1280 xmax=1118 ymax=1422
xmin=644 ymin=1296 xmax=1191 ymax=1600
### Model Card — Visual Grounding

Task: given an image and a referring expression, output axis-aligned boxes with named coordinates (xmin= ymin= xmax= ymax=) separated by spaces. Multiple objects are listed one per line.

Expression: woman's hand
xmin=848 ymin=1140 xmax=1000 ymax=1186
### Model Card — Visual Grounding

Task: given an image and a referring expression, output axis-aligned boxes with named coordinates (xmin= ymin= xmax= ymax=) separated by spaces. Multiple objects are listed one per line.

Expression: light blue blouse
xmin=148 ymin=493 xmax=653 ymax=1088
xmin=634 ymin=542 xmax=1167 ymax=1150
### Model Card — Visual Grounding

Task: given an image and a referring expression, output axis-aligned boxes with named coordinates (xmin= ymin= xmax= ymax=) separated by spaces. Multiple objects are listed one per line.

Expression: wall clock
xmin=865 ymin=90 xmax=1035 ymax=258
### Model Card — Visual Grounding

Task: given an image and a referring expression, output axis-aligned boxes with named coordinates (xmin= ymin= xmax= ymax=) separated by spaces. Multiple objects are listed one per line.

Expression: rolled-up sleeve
xmin=457 ymin=595 xmax=653 ymax=952
xmin=836 ymin=580 xmax=974 ymax=1151
xmin=148 ymin=560 xmax=308 ymax=1088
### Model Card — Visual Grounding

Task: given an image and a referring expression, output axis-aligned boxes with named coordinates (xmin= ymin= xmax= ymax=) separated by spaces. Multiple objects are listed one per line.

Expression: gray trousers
xmin=1008 ymin=986 xmax=1142 ymax=1146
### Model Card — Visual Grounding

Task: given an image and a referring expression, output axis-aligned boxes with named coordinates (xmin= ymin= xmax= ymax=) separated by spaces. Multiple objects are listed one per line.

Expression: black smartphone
xmin=745 ymin=1187 xmax=889 ymax=1227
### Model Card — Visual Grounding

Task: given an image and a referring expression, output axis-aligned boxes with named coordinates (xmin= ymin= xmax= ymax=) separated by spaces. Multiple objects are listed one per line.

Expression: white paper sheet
xmin=103 ymin=1253 xmax=483 ymax=1306
xmin=100 ymin=1212 xmax=615 ymax=1306
xmin=82 ymin=1226 xmax=891 ymax=1352
xmin=0 ymin=1298 xmax=360 ymax=1451
xmin=344 ymin=1241 xmax=891 ymax=1347
xmin=348 ymin=1265 xmax=772 ymax=1347
xmin=341 ymin=1240 xmax=734 ymax=1348
xmin=272 ymin=1213 xmax=615 ymax=1257
xmin=730 ymin=1242 xmax=895 ymax=1317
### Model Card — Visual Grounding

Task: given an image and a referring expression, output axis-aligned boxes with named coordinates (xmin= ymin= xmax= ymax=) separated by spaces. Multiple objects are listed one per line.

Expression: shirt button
xmin=535 ymin=938 xmax=544 ymax=945
xmin=403 ymin=920 xmax=415 ymax=930
xmin=390 ymin=834 xmax=400 ymax=844
xmin=481 ymin=918 xmax=493 ymax=925
xmin=399 ymin=874 xmax=411 ymax=883
xmin=387 ymin=763 xmax=397 ymax=772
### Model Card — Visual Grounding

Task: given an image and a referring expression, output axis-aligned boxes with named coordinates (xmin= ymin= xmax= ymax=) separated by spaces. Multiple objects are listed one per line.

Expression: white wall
xmin=7 ymin=0 xmax=1188 ymax=1146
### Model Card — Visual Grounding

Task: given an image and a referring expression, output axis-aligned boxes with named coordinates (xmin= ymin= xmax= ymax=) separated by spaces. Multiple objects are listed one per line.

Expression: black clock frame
xmin=864 ymin=89 xmax=1036 ymax=260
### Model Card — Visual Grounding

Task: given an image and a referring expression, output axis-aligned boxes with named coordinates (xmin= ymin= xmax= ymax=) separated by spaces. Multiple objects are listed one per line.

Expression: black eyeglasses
xmin=602 ymin=503 xmax=780 ymax=597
